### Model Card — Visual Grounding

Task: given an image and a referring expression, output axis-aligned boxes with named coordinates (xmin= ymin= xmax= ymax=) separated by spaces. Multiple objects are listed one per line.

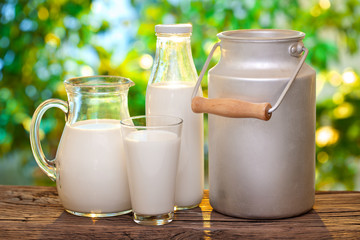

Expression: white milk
xmin=146 ymin=82 xmax=204 ymax=208
xmin=55 ymin=119 xmax=131 ymax=214
xmin=124 ymin=130 xmax=180 ymax=215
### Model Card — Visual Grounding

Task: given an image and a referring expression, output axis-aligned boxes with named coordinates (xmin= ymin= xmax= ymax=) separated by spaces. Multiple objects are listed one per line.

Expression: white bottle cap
xmin=155 ymin=24 xmax=192 ymax=34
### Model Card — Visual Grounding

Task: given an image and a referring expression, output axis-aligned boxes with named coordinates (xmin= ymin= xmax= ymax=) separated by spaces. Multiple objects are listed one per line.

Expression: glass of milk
xmin=30 ymin=76 xmax=134 ymax=217
xmin=121 ymin=115 xmax=183 ymax=225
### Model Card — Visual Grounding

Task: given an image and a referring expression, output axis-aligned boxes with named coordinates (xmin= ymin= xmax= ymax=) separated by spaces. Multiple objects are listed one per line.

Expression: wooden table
xmin=0 ymin=185 xmax=359 ymax=239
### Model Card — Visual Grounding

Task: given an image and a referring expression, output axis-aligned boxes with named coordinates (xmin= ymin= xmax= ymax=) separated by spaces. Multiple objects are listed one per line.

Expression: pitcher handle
xmin=191 ymin=42 xmax=308 ymax=121
xmin=30 ymin=99 xmax=68 ymax=181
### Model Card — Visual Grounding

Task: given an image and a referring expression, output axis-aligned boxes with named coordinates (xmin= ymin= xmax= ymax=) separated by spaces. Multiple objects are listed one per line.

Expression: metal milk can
xmin=192 ymin=29 xmax=316 ymax=219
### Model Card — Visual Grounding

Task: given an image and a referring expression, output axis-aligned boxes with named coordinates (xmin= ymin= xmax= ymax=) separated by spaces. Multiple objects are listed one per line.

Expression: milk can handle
xmin=30 ymin=99 xmax=68 ymax=181
xmin=191 ymin=42 xmax=309 ymax=120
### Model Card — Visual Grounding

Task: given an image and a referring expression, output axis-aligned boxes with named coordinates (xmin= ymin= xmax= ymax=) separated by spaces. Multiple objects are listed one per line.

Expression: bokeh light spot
xmin=56 ymin=81 xmax=66 ymax=96
xmin=328 ymin=71 xmax=342 ymax=87
xmin=80 ymin=65 xmax=95 ymax=76
xmin=22 ymin=117 xmax=32 ymax=132
xmin=63 ymin=16 xmax=80 ymax=30
xmin=38 ymin=7 xmax=49 ymax=21
xmin=25 ymin=85 xmax=37 ymax=99
xmin=0 ymin=37 xmax=10 ymax=48
xmin=20 ymin=19 xmax=38 ymax=32
xmin=316 ymin=126 xmax=339 ymax=147
xmin=45 ymin=33 xmax=60 ymax=47
xmin=332 ymin=92 xmax=344 ymax=105
xmin=319 ymin=0 xmax=331 ymax=10
xmin=317 ymin=151 xmax=329 ymax=164
xmin=36 ymin=66 xmax=50 ymax=81
xmin=347 ymin=123 xmax=360 ymax=140
xmin=4 ymin=50 xmax=15 ymax=65
xmin=1 ymin=3 xmax=15 ymax=23
xmin=0 ymin=88 xmax=11 ymax=100
xmin=310 ymin=6 xmax=321 ymax=17
xmin=333 ymin=102 xmax=354 ymax=119
xmin=41 ymin=89 xmax=52 ymax=99
xmin=342 ymin=70 xmax=357 ymax=84
xmin=139 ymin=54 xmax=153 ymax=69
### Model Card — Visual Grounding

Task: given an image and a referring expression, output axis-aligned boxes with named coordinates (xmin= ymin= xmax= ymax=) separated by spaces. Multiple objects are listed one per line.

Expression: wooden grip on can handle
xmin=191 ymin=96 xmax=272 ymax=121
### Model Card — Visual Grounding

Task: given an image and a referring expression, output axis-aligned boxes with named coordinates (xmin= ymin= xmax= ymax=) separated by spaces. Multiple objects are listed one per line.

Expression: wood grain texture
xmin=0 ymin=186 xmax=359 ymax=239
xmin=191 ymin=96 xmax=272 ymax=120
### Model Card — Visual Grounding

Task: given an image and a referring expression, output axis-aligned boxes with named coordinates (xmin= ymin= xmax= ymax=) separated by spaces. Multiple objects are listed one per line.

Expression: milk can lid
xmin=155 ymin=24 xmax=192 ymax=33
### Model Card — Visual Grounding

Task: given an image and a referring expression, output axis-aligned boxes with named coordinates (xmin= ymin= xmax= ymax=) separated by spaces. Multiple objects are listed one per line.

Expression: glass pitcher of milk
xmin=30 ymin=76 xmax=134 ymax=217
xmin=146 ymin=24 xmax=204 ymax=210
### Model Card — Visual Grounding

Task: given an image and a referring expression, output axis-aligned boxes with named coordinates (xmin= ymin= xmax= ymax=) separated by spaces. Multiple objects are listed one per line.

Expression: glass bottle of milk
xmin=146 ymin=24 xmax=204 ymax=210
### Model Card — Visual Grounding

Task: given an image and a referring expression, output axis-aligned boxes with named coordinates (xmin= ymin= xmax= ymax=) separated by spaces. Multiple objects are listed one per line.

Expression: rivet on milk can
xmin=192 ymin=29 xmax=316 ymax=219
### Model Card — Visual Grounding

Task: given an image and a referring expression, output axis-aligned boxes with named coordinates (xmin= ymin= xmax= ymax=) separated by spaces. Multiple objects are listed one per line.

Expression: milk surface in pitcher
xmin=55 ymin=119 xmax=131 ymax=214
xmin=124 ymin=130 xmax=180 ymax=215
xmin=146 ymin=82 xmax=204 ymax=208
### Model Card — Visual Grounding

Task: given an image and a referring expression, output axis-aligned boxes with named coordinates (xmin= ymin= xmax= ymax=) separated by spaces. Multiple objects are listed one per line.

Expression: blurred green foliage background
xmin=0 ymin=0 xmax=360 ymax=190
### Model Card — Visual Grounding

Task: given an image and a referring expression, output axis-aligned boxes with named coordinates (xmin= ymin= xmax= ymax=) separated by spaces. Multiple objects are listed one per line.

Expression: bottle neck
xmin=149 ymin=33 xmax=197 ymax=84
